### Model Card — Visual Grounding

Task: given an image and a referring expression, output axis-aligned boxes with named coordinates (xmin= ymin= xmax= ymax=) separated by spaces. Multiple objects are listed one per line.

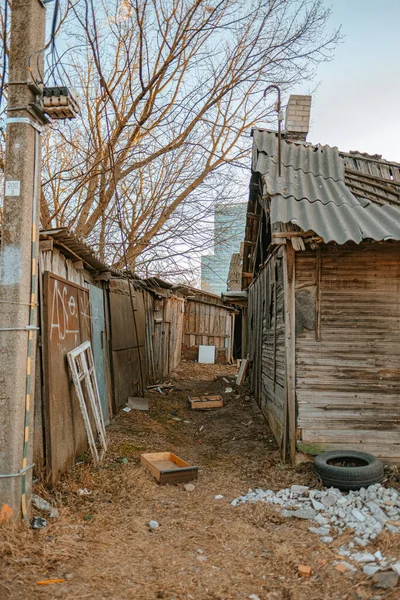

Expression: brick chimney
xmin=284 ymin=95 xmax=311 ymax=141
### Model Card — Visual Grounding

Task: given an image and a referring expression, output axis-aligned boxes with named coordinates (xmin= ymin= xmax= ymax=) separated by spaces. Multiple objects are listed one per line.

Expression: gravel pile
xmin=232 ymin=483 xmax=399 ymax=543
xmin=232 ymin=483 xmax=400 ymax=581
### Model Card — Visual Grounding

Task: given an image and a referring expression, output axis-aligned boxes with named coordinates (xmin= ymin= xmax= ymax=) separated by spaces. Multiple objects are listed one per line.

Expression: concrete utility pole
xmin=0 ymin=0 xmax=47 ymax=522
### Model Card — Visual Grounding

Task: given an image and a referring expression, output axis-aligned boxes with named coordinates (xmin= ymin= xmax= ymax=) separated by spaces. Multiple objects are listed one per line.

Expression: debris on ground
xmin=232 ymin=483 xmax=400 ymax=581
xmin=147 ymin=383 xmax=175 ymax=390
xmin=147 ymin=520 xmax=160 ymax=530
xmin=184 ymin=483 xmax=195 ymax=492
xmin=127 ymin=396 xmax=149 ymax=411
xmin=77 ymin=488 xmax=92 ymax=496
xmin=215 ymin=495 xmax=224 ymax=500
xmin=31 ymin=494 xmax=59 ymax=518
xmin=225 ymin=387 xmax=233 ymax=393
xmin=36 ymin=579 xmax=65 ymax=586
xmin=189 ymin=395 xmax=224 ymax=410
xmin=372 ymin=571 xmax=399 ymax=589
xmin=298 ymin=565 xmax=312 ymax=577
xmin=141 ymin=451 xmax=198 ymax=485
xmin=31 ymin=517 xmax=47 ymax=529
xmin=4 ymin=364 xmax=400 ymax=599
xmin=121 ymin=407 xmax=132 ymax=413
xmin=232 ymin=484 xmax=400 ymax=543
xmin=236 ymin=358 xmax=249 ymax=385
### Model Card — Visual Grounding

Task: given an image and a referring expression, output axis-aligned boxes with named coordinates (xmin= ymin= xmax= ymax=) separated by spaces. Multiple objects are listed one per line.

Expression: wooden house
xmin=243 ymin=95 xmax=400 ymax=464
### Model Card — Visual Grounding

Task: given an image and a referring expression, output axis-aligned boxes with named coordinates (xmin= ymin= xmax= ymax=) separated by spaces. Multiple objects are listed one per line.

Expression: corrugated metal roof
xmin=252 ymin=130 xmax=400 ymax=244
xmin=252 ymin=129 xmax=344 ymax=180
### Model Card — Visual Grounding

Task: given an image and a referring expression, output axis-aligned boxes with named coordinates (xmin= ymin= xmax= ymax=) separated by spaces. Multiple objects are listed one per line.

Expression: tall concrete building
xmin=201 ymin=203 xmax=247 ymax=295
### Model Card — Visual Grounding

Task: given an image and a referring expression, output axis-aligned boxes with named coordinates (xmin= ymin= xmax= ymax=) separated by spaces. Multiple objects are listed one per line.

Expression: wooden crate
xmin=188 ymin=395 xmax=224 ymax=410
xmin=140 ymin=452 xmax=199 ymax=485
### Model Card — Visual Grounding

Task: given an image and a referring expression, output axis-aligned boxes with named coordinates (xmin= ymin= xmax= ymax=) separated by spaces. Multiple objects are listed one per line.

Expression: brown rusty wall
xmin=295 ymin=243 xmax=400 ymax=461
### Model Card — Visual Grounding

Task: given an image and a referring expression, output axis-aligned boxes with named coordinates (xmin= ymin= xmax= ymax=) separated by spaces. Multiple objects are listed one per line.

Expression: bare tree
xmin=2 ymin=0 xmax=340 ymax=274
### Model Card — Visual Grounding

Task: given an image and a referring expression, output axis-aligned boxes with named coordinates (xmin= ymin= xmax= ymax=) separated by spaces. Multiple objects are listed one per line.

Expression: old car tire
xmin=313 ymin=450 xmax=384 ymax=491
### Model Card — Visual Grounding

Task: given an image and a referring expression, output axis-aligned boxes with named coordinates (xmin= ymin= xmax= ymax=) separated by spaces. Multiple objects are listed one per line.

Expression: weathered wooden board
xmin=43 ymin=272 xmax=92 ymax=484
xmin=182 ymin=298 xmax=233 ymax=361
xmin=109 ymin=280 xmax=146 ymax=408
xmin=247 ymin=248 xmax=287 ymax=450
xmin=295 ymin=243 xmax=400 ymax=462
xmin=189 ymin=395 xmax=224 ymax=410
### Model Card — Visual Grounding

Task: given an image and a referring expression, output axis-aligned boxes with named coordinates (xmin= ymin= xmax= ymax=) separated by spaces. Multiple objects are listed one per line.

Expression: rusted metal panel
xmin=296 ymin=243 xmax=400 ymax=462
xmin=43 ymin=272 xmax=92 ymax=484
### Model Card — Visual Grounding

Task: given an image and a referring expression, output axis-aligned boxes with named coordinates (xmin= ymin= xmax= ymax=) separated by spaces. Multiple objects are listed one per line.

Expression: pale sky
xmin=293 ymin=0 xmax=400 ymax=162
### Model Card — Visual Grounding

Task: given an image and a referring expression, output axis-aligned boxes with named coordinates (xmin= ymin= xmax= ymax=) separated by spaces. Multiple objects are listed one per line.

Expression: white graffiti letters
xmin=50 ymin=280 xmax=79 ymax=341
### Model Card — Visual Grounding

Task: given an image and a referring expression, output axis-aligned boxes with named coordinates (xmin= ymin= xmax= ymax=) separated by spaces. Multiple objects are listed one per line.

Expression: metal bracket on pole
xmin=6 ymin=117 xmax=43 ymax=134
xmin=0 ymin=464 xmax=35 ymax=479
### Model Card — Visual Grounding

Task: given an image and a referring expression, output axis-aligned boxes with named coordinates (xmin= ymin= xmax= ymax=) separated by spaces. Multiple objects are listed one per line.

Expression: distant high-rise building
xmin=201 ymin=203 xmax=247 ymax=295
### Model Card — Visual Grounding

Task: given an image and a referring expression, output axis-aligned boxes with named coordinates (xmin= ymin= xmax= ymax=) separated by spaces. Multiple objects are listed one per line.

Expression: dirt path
xmin=1 ymin=364 xmax=399 ymax=599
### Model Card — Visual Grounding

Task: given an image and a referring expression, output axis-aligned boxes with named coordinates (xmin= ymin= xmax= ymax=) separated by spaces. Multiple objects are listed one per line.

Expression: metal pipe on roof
xmin=263 ymin=85 xmax=282 ymax=177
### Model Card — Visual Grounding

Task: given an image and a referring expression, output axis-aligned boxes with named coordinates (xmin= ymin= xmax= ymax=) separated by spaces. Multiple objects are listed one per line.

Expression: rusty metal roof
xmin=252 ymin=129 xmax=400 ymax=244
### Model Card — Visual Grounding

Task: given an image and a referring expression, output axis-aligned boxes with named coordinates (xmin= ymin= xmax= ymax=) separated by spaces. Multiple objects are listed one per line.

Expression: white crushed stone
xmin=231 ymin=483 xmax=400 ymax=543
xmin=231 ymin=483 xmax=400 ymax=579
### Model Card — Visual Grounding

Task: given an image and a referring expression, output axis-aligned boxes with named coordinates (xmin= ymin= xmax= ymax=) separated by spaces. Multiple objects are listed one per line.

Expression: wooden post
xmin=272 ymin=259 xmax=278 ymax=392
xmin=283 ymin=242 xmax=296 ymax=465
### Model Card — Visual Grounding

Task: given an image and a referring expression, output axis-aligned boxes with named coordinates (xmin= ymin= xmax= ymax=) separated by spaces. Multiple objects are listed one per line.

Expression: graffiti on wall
xmin=49 ymin=277 xmax=91 ymax=344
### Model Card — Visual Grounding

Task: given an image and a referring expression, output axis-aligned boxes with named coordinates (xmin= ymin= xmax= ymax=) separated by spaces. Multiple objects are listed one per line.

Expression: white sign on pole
xmin=5 ymin=180 xmax=21 ymax=197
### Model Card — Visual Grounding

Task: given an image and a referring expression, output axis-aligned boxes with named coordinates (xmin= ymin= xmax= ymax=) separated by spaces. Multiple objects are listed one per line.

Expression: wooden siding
xmin=248 ymin=248 xmax=286 ymax=447
xmin=296 ymin=243 xmax=400 ymax=462
xmin=108 ymin=279 xmax=147 ymax=409
xmin=145 ymin=294 xmax=184 ymax=383
xmin=182 ymin=299 xmax=233 ymax=362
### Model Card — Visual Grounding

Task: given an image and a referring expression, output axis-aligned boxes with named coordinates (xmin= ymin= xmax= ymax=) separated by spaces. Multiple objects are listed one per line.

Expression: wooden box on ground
xmin=140 ymin=452 xmax=199 ymax=485
xmin=188 ymin=395 xmax=224 ymax=410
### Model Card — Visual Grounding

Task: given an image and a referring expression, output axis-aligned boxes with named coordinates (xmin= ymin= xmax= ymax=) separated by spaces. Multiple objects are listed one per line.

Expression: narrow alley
xmin=2 ymin=363 xmax=399 ymax=600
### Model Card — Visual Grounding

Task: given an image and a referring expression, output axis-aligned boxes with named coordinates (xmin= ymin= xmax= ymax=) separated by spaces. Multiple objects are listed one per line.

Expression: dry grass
xmin=1 ymin=364 xmax=399 ymax=599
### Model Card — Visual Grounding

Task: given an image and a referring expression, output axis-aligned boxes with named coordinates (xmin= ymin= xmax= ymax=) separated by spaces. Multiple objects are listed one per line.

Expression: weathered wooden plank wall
xmin=42 ymin=272 xmax=92 ymax=484
xmin=108 ymin=279 xmax=147 ymax=410
xmin=182 ymin=299 xmax=233 ymax=362
xmin=248 ymin=249 xmax=287 ymax=448
xmin=296 ymin=243 xmax=400 ymax=461
xmin=144 ymin=292 xmax=184 ymax=384
xmin=35 ymin=247 xmax=101 ymax=479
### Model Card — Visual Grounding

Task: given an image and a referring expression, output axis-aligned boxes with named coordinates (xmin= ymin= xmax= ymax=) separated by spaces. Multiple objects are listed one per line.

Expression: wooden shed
xmin=181 ymin=288 xmax=236 ymax=363
xmin=243 ymin=128 xmax=400 ymax=464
